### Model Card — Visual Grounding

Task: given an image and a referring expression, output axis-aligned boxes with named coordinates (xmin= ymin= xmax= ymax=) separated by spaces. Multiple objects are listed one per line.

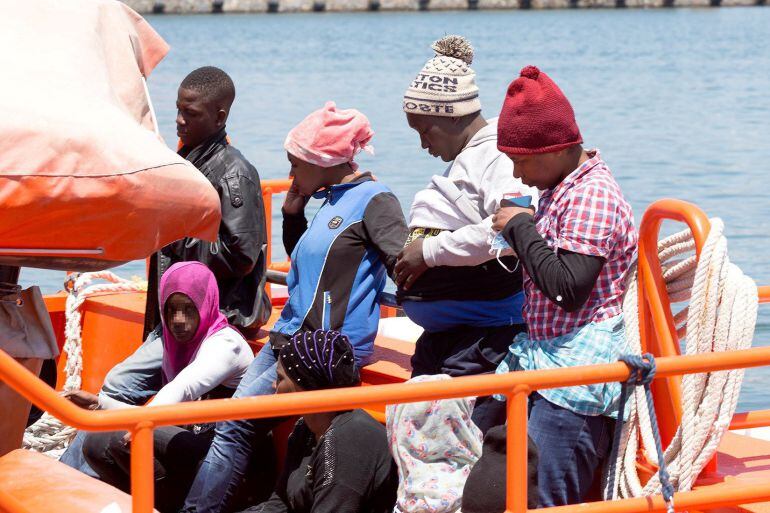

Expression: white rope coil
xmin=606 ymin=218 xmax=758 ymax=500
xmin=23 ymin=271 xmax=147 ymax=456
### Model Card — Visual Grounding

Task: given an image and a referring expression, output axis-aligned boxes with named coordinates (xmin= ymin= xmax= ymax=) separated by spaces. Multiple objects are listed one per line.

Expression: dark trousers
xmin=410 ymin=323 xmax=526 ymax=434
xmin=528 ymin=393 xmax=614 ymax=506
xmin=83 ymin=426 xmax=213 ymax=513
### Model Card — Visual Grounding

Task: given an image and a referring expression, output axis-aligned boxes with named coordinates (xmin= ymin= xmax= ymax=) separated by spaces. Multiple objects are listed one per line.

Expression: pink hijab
xmin=159 ymin=262 xmax=229 ymax=383
xmin=284 ymin=101 xmax=374 ymax=170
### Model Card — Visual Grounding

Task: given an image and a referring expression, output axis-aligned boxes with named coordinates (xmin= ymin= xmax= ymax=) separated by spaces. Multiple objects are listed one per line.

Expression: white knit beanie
xmin=403 ymin=35 xmax=481 ymax=118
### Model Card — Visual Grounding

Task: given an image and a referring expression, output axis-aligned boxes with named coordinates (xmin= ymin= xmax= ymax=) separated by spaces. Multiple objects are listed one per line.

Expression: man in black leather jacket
xmin=60 ymin=67 xmax=271 ymax=478
xmin=144 ymin=66 xmax=270 ymax=337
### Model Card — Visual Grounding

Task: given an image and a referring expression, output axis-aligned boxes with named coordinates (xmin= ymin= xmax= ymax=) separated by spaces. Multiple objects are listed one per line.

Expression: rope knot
xmin=608 ymin=353 xmax=673 ymax=510
xmin=620 ymin=353 xmax=656 ymax=386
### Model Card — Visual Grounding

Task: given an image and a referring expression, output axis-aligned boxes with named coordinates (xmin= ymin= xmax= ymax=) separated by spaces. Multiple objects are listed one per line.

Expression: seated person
xmin=182 ymin=101 xmax=409 ymax=513
xmin=247 ymin=329 xmax=398 ymax=513
xmin=386 ymin=374 xmax=483 ymax=513
xmin=63 ymin=262 xmax=254 ymax=513
xmin=461 ymin=425 xmax=539 ymax=513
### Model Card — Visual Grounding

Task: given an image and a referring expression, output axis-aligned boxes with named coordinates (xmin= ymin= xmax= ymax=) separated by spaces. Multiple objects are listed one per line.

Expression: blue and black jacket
xmin=270 ymin=174 xmax=408 ymax=362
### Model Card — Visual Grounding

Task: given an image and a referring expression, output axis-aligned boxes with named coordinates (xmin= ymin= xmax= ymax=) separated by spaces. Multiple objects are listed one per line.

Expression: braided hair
xmin=279 ymin=329 xmax=360 ymax=391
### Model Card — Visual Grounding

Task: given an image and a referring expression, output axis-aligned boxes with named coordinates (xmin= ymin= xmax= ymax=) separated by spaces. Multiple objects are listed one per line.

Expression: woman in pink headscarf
xmin=65 ymin=262 xmax=254 ymax=513
xmin=178 ymin=102 xmax=409 ymax=513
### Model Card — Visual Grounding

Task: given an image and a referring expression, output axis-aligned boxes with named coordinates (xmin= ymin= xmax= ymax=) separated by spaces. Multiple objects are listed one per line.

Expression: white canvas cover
xmin=0 ymin=0 xmax=221 ymax=270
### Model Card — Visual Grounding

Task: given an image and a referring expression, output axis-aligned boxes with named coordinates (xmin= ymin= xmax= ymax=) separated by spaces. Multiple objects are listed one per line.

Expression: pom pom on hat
xmin=497 ymin=66 xmax=583 ymax=155
xmin=431 ymin=35 xmax=474 ymax=65
xmin=519 ymin=65 xmax=540 ymax=80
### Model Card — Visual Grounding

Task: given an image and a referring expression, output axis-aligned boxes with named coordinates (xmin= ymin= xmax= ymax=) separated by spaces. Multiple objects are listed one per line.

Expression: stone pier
xmin=126 ymin=0 xmax=763 ymax=13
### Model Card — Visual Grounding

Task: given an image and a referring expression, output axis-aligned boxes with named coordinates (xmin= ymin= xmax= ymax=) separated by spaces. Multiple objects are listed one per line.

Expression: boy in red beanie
xmin=491 ymin=65 xmax=638 ymax=506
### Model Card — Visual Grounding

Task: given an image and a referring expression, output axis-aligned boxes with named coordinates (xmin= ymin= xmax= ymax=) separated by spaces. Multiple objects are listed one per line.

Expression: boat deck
xmin=10 ymin=289 xmax=767 ymax=513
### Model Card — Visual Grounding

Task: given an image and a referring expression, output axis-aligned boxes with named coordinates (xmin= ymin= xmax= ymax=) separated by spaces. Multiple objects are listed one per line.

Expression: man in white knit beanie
xmin=402 ymin=36 xmax=481 ymax=117
xmin=394 ymin=35 xmax=538 ymax=434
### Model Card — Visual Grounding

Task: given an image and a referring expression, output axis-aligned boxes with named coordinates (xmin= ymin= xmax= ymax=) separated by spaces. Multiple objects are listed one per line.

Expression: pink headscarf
xmin=284 ymin=101 xmax=375 ymax=170
xmin=159 ymin=262 xmax=230 ymax=383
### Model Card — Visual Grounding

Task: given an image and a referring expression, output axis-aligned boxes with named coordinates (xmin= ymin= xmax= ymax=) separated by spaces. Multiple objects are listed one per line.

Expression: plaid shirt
xmin=496 ymin=150 xmax=637 ymax=417
xmin=523 ymin=150 xmax=637 ymax=341
xmin=496 ymin=315 xmax=629 ymax=418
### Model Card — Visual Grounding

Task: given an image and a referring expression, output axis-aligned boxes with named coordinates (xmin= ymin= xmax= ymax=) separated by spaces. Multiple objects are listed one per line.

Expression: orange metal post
xmin=268 ymin=261 xmax=291 ymax=273
xmin=131 ymin=422 xmax=155 ymax=513
xmin=261 ymin=179 xmax=292 ymax=302
xmin=759 ymin=285 xmax=770 ymax=304
xmin=637 ymin=199 xmax=710 ymax=448
xmin=506 ymin=385 xmax=531 ymax=513
xmin=261 ymin=179 xmax=292 ymax=271
xmin=263 ymin=185 xmax=274 ymax=269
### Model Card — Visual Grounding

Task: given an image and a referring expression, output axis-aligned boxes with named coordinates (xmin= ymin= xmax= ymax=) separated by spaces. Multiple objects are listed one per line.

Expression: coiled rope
xmin=605 ymin=218 xmax=758 ymax=502
xmin=23 ymin=271 xmax=146 ymax=458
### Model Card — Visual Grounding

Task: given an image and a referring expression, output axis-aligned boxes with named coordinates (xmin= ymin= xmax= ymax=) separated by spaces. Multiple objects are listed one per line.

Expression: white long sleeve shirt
xmin=409 ymin=118 xmax=539 ymax=268
xmin=99 ymin=327 xmax=253 ymax=410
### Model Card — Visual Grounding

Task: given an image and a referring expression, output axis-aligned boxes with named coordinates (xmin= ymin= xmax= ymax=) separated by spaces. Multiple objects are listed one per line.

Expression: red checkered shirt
xmin=522 ymin=150 xmax=637 ymax=341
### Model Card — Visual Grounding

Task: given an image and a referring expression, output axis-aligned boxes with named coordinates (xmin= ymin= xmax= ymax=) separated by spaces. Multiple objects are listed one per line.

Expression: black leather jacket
xmin=144 ymin=128 xmax=270 ymax=337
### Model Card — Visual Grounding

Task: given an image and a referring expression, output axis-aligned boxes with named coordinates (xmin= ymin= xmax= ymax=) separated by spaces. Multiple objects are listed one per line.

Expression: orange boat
xmin=1 ymin=179 xmax=770 ymax=513
xmin=2 ymin=4 xmax=770 ymax=513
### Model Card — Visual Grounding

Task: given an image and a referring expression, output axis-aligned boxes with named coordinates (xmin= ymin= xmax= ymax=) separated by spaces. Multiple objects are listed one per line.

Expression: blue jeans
xmin=59 ymin=328 xmax=164 ymax=476
xmin=181 ymin=343 xmax=279 ymax=513
xmin=528 ymin=393 xmax=614 ymax=507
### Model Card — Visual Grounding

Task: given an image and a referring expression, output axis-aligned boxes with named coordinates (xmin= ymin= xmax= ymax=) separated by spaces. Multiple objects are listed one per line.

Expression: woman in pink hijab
xmin=66 ymin=262 xmax=254 ymax=513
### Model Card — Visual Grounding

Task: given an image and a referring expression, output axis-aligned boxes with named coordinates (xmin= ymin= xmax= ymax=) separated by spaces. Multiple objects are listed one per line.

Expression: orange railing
xmin=636 ymin=200 xmax=711 ymax=446
xmin=260 ymin=178 xmax=293 ymax=273
xmin=3 ymin=345 xmax=770 ymax=513
xmin=3 ymin=196 xmax=770 ymax=513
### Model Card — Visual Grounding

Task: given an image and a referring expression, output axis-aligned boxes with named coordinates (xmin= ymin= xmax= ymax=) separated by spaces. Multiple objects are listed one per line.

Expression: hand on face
xmin=282 ymin=179 xmax=310 ymax=215
xmin=492 ymin=206 xmax=533 ymax=232
xmin=394 ymin=238 xmax=428 ymax=291
xmin=62 ymin=390 xmax=100 ymax=410
xmin=287 ymin=153 xmax=327 ymax=198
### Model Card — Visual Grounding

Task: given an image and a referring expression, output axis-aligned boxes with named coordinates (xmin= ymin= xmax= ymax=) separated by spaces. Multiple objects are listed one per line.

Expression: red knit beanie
xmin=497 ymin=66 xmax=583 ymax=155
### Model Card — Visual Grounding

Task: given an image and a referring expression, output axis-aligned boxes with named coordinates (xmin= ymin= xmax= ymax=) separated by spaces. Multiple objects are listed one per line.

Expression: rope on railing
xmin=606 ymin=218 xmax=758 ymax=502
xmin=22 ymin=272 xmax=147 ymax=457
xmin=608 ymin=354 xmax=675 ymax=513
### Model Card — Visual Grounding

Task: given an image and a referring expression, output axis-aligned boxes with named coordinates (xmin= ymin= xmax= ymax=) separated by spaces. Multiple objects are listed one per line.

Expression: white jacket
xmin=98 ymin=327 xmax=253 ymax=410
xmin=409 ymin=118 xmax=538 ymax=268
